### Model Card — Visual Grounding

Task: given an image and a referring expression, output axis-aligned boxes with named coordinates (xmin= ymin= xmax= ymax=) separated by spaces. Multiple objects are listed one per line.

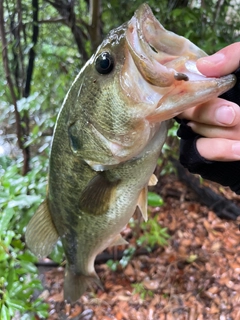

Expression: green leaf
xmin=49 ymin=240 xmax=64 ymax=263
xmin=6 ymin=299 xmax=27 ymax=312
xmin=0 ymin=304 xmax=10 ymax=320
xmin=0 ymin=192 xmax=9 ymax=204
xmin=7 ymin=268 xmax=15 ymax=292
xmin=7 ymin=195 xmax=41 ymax=209
xmin=37 ymin=309 xmax=49 ymax=318
xmin=147 ymin=192 xmax=164 ymax=207
xmin=32 ymin=125 xmax=39 ymax=136
xmin=16 ymin=260 xmax=38 ymax=274
xmin=106 ymin=259 xmax=119 ymax=272
xmin=0 ymin=248 xmax=9 ymax=262
xmin=33 ymin=299 xmax=49 ymax=317
xmin=0 ymin=208 xmax=15 ymax=235
xmin=17 ymin=251 xmax=37 ymax=263
xmin=3 ymin=231 xmax=15 ymax=247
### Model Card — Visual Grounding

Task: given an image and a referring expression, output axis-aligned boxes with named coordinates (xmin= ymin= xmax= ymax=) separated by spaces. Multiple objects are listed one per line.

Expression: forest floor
xmin=38 ymin=172 xmax=240 ymax=320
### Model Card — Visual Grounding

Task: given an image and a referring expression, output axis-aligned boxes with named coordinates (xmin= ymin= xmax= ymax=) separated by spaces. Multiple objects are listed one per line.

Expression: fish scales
xmin=26 ymin=3 xmax=236 ymax=302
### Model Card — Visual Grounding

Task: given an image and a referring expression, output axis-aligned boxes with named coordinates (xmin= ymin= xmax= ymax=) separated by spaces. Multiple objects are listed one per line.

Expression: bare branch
xmin=24 ymin=0 xmax=39 ymax=98
xmin=0 ymin=0 xmax=23 ymax=153
xmin=16 ymin=0 xmax=26 ymax=95
xmin=89 ymin=0 xmax=102 ymax=51
xmin=19 ymin=0 xmax=40 ymax=174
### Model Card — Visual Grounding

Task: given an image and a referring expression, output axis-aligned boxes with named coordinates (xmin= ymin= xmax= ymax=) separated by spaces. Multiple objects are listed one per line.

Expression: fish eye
xmin=95 ymin=52 xmax=114 ymax=74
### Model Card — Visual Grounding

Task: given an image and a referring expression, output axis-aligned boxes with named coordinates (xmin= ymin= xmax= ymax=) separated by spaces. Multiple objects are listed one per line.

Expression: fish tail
xmin=64 ymin=267 xmax=103 ymax=303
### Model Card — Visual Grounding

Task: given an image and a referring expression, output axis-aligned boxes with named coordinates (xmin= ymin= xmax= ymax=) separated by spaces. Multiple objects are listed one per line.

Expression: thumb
xmin=196 ymin=42 xmax=240 ymax=77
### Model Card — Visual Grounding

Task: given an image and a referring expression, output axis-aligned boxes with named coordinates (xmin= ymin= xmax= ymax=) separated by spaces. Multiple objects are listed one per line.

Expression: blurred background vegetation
xmin=1 ymin=0 xmax=240 ymax=318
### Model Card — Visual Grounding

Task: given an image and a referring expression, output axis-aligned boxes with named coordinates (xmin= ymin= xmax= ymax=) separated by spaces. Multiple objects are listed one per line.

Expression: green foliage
xmin=119 ymin=247 xmax=136 ymax=268
xmin=147 ymin=192 xmax=164 ymax=207
xmin=0 ymin=156 xmax=48 ymax=318
xmin=106 ymin=259 xmax=119 ymax=272
xmin=132 ymin=282 xmax=154 ymax=300
xmin=107 ymin=246 xmax=136 ymax=271
xmin=137 ymin=216 xmax=170 ymax=249
xmin=49 ymin=240 xmax=65 ymax=264
xmin=107 ymin=216 xmax=170 ymax=272
xmin=159 ymin=1 xmax=240 ymax=53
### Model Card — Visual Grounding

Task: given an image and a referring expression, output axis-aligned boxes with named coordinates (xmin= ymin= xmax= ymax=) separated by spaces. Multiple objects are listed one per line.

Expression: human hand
xmin=179 ymin=42 xmax=240 ymax=161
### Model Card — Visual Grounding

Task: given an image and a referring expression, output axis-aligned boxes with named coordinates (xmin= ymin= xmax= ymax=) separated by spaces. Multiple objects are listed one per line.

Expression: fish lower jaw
xmin=147 ymin=75 xmax=237 ymax=122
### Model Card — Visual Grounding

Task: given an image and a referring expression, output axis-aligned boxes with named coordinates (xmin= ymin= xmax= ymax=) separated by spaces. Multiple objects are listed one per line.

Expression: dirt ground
xmin=39 ymin=173 xmax=240 ymax=320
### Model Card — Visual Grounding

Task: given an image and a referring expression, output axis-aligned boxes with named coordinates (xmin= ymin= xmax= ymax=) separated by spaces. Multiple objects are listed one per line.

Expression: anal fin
xmin=137 ymin=186 xmax=148 ymax=222
xmin=25 ymin=200 xmax=58 ymax=258
xmin=109 ymin=234 xmax=128 ymax=247
xmin=148 ymin=174 xmax=158 ymax=186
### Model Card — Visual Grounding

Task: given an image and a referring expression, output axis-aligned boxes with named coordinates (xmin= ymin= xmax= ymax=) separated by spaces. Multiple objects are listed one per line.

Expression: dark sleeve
xmin=177 ymin=68 xmax=240 ymax=194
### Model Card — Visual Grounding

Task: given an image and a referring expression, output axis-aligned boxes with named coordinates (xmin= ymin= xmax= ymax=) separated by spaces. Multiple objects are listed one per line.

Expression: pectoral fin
xmin=25 ymin=200 xmax=58 ymax=258
xmin=137 ymin=186 xmax=148 ymax=222
xmin=79 ymin=173 xmax=120 ymax=215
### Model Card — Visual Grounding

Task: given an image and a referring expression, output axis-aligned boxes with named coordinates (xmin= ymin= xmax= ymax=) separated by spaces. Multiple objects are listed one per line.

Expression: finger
xmin=188 ymin=121 xmax=240 ymax=140
xmin=179 ymin=99 xmax=240 ymax=127
xmin=197 ymin=42 xmax=240 ymax=77
xmin=197 ymin=138 xmax=240 ymax=161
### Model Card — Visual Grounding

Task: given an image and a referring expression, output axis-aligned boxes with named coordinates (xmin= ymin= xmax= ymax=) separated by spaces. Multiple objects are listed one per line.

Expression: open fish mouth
xmin=124 ymin=3 xmax=236 ymax=122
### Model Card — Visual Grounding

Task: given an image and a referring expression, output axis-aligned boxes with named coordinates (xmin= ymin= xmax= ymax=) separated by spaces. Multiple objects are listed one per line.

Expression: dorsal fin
xmin=79 ymin=173 xmax=120 ymax=215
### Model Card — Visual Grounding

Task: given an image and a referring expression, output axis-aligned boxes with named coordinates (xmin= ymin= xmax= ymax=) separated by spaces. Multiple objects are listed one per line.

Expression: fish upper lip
xmin=125 ymin=4 xmax=180 ymax=88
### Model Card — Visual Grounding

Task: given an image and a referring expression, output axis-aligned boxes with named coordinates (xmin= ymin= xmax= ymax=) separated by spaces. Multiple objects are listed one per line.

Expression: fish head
xmin=124 ymin=3 xmax=236 ymax=121
xmin=67 ymin=3 xmax=236 ymax=170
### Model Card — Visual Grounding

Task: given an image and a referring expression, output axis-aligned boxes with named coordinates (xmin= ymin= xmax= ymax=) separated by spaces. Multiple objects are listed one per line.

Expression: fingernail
xmin=215 ymin=106 xmax=235 ymax=125
xmin=199 ymin=53 xmax=225 ymax=66
xmin=232 ymin=142 xmax=240 ymax=156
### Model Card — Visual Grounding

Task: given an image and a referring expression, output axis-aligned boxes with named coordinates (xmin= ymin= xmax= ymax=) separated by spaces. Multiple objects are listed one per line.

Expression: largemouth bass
xmin=26 ymin=3 xmax=236 ymax=302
